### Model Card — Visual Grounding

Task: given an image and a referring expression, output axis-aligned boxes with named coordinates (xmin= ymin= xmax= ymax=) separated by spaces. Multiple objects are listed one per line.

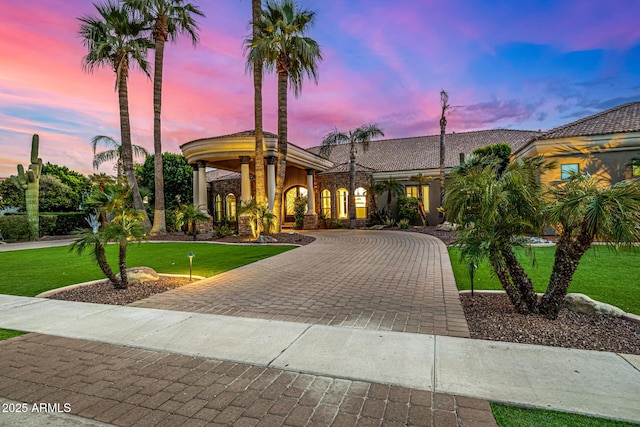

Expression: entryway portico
xmin=180 ymin=130 xmax=333 ymax=225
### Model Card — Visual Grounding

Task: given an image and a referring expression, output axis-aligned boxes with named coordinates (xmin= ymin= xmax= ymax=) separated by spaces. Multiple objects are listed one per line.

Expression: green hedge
xmin=0 ymin=212 xmax=88 ymax=241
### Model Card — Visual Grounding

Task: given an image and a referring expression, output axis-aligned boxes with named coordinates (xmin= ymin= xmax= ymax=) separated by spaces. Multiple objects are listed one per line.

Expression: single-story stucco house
xmin=180 ymin=102 xmax=640 ymax=232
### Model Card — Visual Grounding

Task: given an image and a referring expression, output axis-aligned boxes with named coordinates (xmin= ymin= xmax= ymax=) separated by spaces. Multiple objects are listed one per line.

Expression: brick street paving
xmin=131 ymin=230 xmax=470 ymax=338
xmin=0 ymin=230 xmax=494 ymax=426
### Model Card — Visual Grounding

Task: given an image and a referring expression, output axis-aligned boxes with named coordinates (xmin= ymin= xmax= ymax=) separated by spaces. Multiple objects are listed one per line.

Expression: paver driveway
xmin=131 ymin=230 xmax=469 ymax=338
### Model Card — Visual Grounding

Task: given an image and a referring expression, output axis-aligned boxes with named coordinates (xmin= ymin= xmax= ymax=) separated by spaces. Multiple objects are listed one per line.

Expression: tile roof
xmin=187 ymin=130 xmax=279 ymax=145
xmin=206 ymin=169 xmax=241 ymax=181
xmin=307 ymin=129 xmax=539 ymax=172
xmin=535 ymin=102 xmax=640 ymax=140
xmin=318 ymin=162 xmax=378 ymax=174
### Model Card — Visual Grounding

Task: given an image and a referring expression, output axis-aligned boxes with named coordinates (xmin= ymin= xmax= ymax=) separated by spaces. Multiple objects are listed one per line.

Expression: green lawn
xmin=492 ymin=403 xmax=639 ymax=427
xmin=449 ymin=246 xmax=640 ymax=315
xmin=0 ymin=242 xmax=295 ymax=297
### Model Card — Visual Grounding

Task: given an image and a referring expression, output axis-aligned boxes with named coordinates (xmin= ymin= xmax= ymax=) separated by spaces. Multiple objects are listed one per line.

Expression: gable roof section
xmin=307 ymin=129 xmax=539 ymax=172
xmin=535 ymin=102 xmax=640 ymax=141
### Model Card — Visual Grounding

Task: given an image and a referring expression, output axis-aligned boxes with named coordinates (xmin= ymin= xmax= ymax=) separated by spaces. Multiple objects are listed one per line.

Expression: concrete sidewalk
xmin=1 ymin=295 xmax=639 ymax=424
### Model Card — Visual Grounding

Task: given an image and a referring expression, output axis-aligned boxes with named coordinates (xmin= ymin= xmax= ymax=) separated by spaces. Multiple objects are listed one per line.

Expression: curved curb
xmin=458 ymin=289 xmax=640 ymax=325
xmin=35 ymin=274 xmax=206 ymax=299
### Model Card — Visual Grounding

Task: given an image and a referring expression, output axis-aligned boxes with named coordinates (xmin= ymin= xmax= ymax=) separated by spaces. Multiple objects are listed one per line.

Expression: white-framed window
xmin=336 ymin=188 xmax=348 ymax=219
xmin=321 ymin=189 xmax=331 ymax=217
xmin=406 ymin=185 xmax=430 ymax=212
xmin=561 ymin=163 xmax=579 ymax=180
xmin=355 ymin=187 xmax=367 ymax=219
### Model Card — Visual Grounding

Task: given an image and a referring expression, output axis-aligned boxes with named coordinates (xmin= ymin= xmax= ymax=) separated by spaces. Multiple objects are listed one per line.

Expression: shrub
xmin=384 ymin=217 xmax=396 ymax=228
xmin=0 ymin=215 xmax=30 ymax=240
xmin=293 ymin=196 xmax=307 ymax=230
xmin=398 ymin=196 xmax=419 ymax=223
xmin=213 ymin=224 xmax=235 ymax=238
xmin=398 ymin=218 xmax=410 ymax=229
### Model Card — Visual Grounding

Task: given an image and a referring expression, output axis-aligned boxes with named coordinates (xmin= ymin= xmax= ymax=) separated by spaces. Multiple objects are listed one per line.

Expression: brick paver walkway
xmin=0 ymin=334 xmax=496 ymax=426
xmin=131 ymin=230 xmax=469 ymax=338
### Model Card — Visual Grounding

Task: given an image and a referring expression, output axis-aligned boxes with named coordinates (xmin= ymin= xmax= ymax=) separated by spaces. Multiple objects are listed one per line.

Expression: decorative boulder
xmin=254 ymin=235 xmax=278 ymax=243
xmin=116 ymin=267 xmax=160 ymax=285
xmin=435 ymin=221 xmax=456 ymax=232
xmin=369 ymin=224 xmax=385 ymax=230
xmin=563 ymin=293 xmax=625 ymax=317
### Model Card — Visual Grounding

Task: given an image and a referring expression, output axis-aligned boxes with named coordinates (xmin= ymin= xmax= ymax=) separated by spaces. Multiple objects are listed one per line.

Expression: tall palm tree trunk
xmin=272 ymin=68 xmax=288 ymax=233
xmin=349 ymin=148 xmax=356 ymax=229
xmin=117 ymin=59 xmax=151 ymax=229
xmin=253 ymin=0 xmax=266 ymax=205
xmin=150 ymin=15 xmax=168 ymax=235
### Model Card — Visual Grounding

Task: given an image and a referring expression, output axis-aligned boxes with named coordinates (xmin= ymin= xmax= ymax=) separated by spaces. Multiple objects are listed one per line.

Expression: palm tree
xmin=438 ymin=90 xmax=450 ymax=222
xmin=124 ymin=0 xmax=204 ymax=236
xmin=379 ymin=178 xmax=404 ymax=217
xmin=91 ymin=135 xmax=149 ymax=183
xmin=72 ymin=184 xmax=146 ymax=289
xmin=320 ymin=124 xmax=384 ymax=228
xmin=79 ymin=0 xmax=153 ymax=229
xmin=539 ymin=173 xmax=640 ymax=318
xmin=249 ymin=0 xmax=266 ymax=206
xmin=175 ymin=203 xmax=210 ymax=240
xmin=247 ymin=0 xmax=322 ymax=232
xmin=445 ymin=153 xmax=548 ymax=314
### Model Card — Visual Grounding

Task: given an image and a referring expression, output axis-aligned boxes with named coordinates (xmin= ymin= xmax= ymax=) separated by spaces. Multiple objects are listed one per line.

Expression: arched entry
xmin=284 ymin=186 xmax=308 ymax=223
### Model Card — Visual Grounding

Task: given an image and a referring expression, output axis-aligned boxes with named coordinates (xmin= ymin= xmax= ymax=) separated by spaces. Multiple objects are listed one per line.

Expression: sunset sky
xmin=1 ymin=0 xmax=639 ymax=178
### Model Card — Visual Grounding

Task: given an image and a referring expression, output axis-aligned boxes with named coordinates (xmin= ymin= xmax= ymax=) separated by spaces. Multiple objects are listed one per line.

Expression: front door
xmin=284 ymin=186 xmax=308 ymax=223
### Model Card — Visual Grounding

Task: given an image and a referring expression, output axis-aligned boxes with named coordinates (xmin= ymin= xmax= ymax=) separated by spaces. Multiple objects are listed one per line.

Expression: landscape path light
xmin=188 ymin=252 xmax=195 ymax=281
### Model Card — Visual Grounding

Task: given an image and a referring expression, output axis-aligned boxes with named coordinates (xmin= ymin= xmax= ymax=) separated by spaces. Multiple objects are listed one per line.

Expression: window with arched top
xmin=284 ymin=186 xmax=308 ymax=222
xmin=321 ymin=189 xmax=331 ymax=217
xmin=214 ymin=194 xmax=223 ymax=222
xmin=225 ymin=194 xmax=237 ymax=221
xmin=336 ymin=188 xmax=348 ymax=219
xmin=355 ymin=187 xmax=367 ymax=219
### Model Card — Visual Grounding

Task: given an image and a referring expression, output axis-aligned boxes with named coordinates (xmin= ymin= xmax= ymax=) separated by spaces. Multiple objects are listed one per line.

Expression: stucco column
xmin=306 ymin=169 xmax=315 ymax=213
xmin=267 ymin=156 xmax=276 ymax=210
xmin=191 ymin=163 xmax=199 ymax=208
xmin=197 ymin=160 xmax=208 ymax=213
xmin=240 ymin=156 xmax=252 ymax=203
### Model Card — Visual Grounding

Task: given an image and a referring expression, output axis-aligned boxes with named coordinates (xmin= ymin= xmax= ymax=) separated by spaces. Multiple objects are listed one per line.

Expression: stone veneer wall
xmin=315 ymin=171 xmax=373 ymax=228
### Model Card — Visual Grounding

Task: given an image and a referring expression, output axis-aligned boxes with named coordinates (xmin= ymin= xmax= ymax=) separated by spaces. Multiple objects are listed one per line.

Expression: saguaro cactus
xmin=11 ymin=135 xmax=42 ymax=239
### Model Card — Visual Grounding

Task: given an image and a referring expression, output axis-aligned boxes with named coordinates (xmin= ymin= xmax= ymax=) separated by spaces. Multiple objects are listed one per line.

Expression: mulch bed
xmin=461 ymin=293 xmax=640 ymax=355
xmin=46 ymin=276 xmax=194 ymax=306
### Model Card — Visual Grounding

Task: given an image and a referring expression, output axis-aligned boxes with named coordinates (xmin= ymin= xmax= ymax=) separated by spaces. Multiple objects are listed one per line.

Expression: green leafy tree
xmin=79 ymin=1 xmax=153 ymax=229
xmin=38 ymin=176 xmax=78 ymax=212
xmin=124 ymin=0 xmax=204 ymax=236
xmin=137 ymin=153 xmax=193 ymax=209
xmin=539 ymin=173 xmax=640 ymax=318
xmin=247 ymin=0 xmax=322 ymax=232
xmin=71 ymin=184 xmax=146 ymax=289
xmin=42 ymin=163 xmax=92 ymax=197
xmin=320 ymin=124 xmax=384 ymax=228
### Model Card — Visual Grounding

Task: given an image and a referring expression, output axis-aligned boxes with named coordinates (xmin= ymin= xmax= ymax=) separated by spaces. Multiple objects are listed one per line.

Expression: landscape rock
xmin=254 ymin=235 xmax=278 ymax=243
xmin=369 ymin=225 xmax=385 ymax=230
xmin=116 ymin=267 xmax=159 ymax=285
xmin=435 ymin=221 xmax=456 ymax=232
xmin=563 ymin=293 xmax=625 ymax=317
